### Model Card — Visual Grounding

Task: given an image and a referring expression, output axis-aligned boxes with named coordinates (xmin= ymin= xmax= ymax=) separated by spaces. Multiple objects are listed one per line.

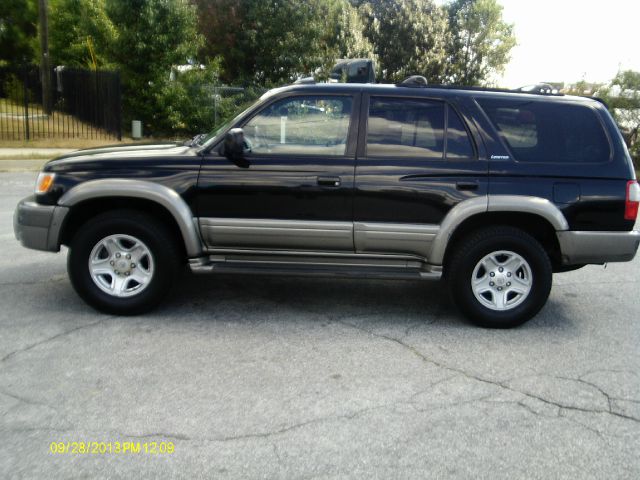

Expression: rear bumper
xmin=13 ymin=196 xmax=69 ymax=252
xmin=557 ymin=230 xmax=640 ymax=265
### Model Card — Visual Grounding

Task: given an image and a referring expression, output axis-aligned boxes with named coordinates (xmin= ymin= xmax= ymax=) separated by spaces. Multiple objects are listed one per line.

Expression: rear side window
xmin=477 ymin=98 xmax=610 ymax=163
xmin=367 ymin=98 xmax=445 ymax=158
xmin=366 ymin=98 xmax=475 ymax=159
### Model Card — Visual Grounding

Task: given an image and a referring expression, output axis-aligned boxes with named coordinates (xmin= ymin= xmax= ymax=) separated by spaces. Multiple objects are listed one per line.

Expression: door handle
xmin=317 ymin=176 xmax=341 ymax=187
xmin=456 ymin=181 xmax=479 ymax=191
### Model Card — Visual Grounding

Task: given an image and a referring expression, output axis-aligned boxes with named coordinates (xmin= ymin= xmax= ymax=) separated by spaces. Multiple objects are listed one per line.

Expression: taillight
xmin=625 ymin=180 xmax=640 ymax=221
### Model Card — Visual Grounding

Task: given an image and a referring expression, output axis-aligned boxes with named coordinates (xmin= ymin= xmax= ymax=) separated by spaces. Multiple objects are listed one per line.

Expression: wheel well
xmin=60 ymin=197 xmax=187 ymax=260
xmin=442 ymin=212 xmax=562 ymax=269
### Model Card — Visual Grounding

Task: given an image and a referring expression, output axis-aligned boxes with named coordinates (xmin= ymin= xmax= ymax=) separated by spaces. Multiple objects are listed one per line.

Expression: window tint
xmin=367 ymin=98 xmax=444 ymax=158
xmin=244 ymin=96 xmax=352 ymax=156
xmin=447 ymin=106 xmax=474 ymax=159
xmin=477 ymin=98 xmax=610 ymax=163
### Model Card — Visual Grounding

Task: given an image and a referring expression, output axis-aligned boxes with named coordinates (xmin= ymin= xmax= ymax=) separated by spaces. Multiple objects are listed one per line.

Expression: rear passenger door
xmin=354 ymin=94 xmax=488 ymax=258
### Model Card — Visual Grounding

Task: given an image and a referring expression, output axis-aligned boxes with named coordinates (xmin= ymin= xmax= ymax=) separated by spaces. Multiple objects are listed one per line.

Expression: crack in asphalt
xmin=332 ymin=318 xmax=640 ymax=426
xmin=2 ymin=297 xmax=638 ymax=446
xmin=556 ymin=375 xmax=613 ymax=412
xmin=558 ymin=409 xmax=608 ymax=441
xmin=5 ymin=381 xmax=638 ymax=445
xmin=4 ymin=376 xmax=464 ymax=444
xmin=116 ymin=431 xmax=192 ymax=441
xmin=0 ymin=389 xmax=52 ymax=408
xmin=0 ymin=316 xmax=113 ymax=364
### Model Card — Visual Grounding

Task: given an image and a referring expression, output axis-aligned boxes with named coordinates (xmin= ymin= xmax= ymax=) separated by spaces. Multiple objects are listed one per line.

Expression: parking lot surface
xmin=1 ymin=171 xmax=639 ymax=479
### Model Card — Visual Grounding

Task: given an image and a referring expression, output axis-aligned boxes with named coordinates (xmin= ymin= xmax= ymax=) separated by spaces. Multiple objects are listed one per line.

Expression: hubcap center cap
xmin=494 ymin=273 xmax=507 ymax=286
xmin=112 ymin=252 xmax=135 ymax=275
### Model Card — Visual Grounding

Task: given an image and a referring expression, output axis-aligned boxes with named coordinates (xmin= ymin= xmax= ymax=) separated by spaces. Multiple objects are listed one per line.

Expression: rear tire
xmin=447 ymin=226 xmax=552 ymax=328
xmin=68 ymin=210 xmax=181 ymax=315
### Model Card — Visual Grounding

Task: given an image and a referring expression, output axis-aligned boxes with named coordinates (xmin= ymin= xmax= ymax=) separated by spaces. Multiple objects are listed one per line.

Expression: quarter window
xmin=477 ymin=98 xmax=611 ymax=163
xmin=447 ymin=107 xmax=475 ymax=159
xmin=243 ymin=96 xmax=352 ymax=156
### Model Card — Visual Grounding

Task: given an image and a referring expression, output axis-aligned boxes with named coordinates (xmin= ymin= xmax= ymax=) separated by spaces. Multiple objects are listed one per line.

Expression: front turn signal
xmin=35 ymin=172 xmax=56 ymax=194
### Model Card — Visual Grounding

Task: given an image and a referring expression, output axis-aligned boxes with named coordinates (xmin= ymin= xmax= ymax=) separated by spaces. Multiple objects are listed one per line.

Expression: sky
xmin=495 ymin=0 xmax=640 ymax=87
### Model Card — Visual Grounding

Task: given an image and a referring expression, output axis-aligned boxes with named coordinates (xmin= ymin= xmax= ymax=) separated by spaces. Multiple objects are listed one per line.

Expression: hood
xmin=44 ymin=142 xmax=197 ymax=171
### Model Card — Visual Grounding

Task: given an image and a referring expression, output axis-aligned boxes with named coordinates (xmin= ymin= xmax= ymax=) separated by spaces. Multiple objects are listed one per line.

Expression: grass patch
xmin=0 ymin=98 xmax=121 ymax=143
xmin=0 ymin=138 xmax=140 ymax=149
xmin=0 ymin=153 xmax=55 ymax=160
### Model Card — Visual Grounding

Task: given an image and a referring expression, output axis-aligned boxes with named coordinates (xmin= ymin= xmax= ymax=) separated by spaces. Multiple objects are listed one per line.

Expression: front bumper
xmin=14 ymin=196 xmax=69 ymax=252
xmin=557 ymin=230 xmax=640 ymax=265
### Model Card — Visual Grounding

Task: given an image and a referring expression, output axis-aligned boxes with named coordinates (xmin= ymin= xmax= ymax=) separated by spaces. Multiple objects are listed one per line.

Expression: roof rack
xmin=293 ymin=76 xmax=316 ymax=85
xmin=395 ymin=77 xmax=564 ymax=96
xmin=399 ymin=75 xmax=429 ymax=87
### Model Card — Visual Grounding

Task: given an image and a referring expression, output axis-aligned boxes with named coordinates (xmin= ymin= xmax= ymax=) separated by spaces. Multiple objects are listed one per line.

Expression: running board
xmin=188 ymin=256 xmax=442 ymax=281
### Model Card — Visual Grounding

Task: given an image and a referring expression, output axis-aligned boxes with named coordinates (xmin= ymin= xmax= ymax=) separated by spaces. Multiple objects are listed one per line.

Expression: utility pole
xmin=38 ymin=0 xmax=52 ymax=114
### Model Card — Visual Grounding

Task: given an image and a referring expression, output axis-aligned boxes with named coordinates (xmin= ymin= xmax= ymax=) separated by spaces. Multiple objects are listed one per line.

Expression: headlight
xmin=35 ymin=172 xmax=56 ymax=194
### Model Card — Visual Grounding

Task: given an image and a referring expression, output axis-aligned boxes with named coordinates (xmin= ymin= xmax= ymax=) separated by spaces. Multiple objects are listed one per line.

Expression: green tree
xmin=567 ymin=71 xmax=640 ymax=168
xmin=445 ymin=0 xmax=516 ymax=86
xmin=192 ymin=0 xmax=374 ymax=85
xmin=49 ymin=0 xmax=116 ymax=68
xmin=358 ymin=0 xmax=450 ymax=83
xmin=0 ymin=0 xmax=39 ymax=66
xmin=191 ymin=0 xmax=240 ymax=74
xmin=602 ymin=71 xmax=640 ymax=166
xmin=105 ymin=0 xmax=201 ymax=132
xmin=324 ymin=0 xmax=375 ymax=61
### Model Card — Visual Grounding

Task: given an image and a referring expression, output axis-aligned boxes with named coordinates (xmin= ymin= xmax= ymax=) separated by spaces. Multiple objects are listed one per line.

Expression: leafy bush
xmin=2 ymin=74 xmax=31 ymax=104
xmin=155 ymin=60 xmax=264 ymax=136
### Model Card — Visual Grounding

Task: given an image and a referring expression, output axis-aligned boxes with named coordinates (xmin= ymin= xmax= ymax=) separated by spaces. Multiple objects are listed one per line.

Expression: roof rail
xmin=395 ymin=77 xmax=564 ymax=96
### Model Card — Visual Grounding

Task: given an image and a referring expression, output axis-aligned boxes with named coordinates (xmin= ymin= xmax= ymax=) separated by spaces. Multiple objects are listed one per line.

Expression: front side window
xmin=243 ymin=96 xmax=352 ymax=156
xmin=477 ymin=98 xmax=611 ymax=163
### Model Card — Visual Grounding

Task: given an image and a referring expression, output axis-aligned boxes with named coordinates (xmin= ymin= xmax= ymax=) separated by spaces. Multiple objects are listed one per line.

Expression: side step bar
xmin=188 ymin=256 xmax=442 ymax=281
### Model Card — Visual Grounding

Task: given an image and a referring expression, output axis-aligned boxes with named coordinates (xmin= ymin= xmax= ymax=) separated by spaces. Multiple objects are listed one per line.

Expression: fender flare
xmin=58 ymin=179 xmax=203 ymax=257
xmin=429 ymin=195 xmax=569 ymax=265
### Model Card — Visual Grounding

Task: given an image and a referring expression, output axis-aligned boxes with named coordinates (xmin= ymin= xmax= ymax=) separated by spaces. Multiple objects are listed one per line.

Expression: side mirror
xmin=221 ymin=128 xmax=251 ymax=162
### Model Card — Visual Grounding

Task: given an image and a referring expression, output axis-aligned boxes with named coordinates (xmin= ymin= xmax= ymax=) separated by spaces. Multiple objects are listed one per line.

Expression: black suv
xmin=13 ymin=81 xmax=640 ymax=327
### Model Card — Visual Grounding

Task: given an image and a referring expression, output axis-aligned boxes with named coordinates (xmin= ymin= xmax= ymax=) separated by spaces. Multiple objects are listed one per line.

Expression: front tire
xmin=68 ymin=210 xmax=181 ymax=315
xmin=447 ymin=226 xmax=552 ymax=328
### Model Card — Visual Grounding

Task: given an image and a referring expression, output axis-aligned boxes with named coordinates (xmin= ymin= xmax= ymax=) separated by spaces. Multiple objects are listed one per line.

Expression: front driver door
xmin=197 ymin=93 xmax=359 ymax=252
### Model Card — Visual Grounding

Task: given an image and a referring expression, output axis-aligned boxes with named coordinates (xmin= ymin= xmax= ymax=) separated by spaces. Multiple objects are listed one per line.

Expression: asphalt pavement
xmin=0 ymin=171 xmax=639 ymax=479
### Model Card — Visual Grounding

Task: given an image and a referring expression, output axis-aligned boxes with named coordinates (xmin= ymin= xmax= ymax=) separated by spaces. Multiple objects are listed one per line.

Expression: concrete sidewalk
xmin=0 ymin=159 xmax=50 ymax=172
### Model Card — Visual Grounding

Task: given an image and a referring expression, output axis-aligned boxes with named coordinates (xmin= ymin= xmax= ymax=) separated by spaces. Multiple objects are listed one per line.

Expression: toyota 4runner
xmin=14 ymin=80 xmax=640 ymax=327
